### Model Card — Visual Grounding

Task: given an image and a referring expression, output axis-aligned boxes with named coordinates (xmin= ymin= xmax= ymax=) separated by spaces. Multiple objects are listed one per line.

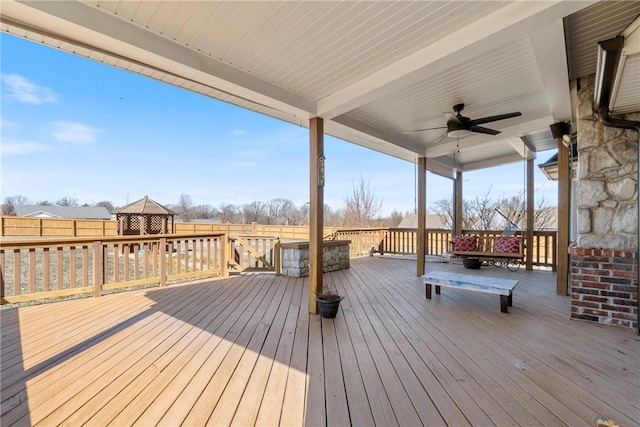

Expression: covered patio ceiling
xmin=1 ymin=1 xmax=639 ymax=176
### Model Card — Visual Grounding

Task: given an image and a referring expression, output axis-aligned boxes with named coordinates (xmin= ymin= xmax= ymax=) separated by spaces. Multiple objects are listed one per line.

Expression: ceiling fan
xmin=403 ymin=103 xmax=522 ymax=140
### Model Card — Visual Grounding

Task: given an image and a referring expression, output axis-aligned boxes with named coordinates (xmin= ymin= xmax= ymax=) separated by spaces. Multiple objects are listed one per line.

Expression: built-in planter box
xmin=280 ymin=240 xmax=350 ymax=277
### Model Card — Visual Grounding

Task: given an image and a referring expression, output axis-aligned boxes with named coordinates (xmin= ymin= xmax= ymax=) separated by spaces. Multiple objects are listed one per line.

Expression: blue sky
xmin=1 ymin=33 xmax=557 ymax=215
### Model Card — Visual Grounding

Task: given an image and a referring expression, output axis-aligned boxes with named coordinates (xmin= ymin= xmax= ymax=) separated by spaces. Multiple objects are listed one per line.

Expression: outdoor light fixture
xmin=562 ymin=133 xmax=577 ymax=148
xmin=447 ymin=122 xmax=470 ymax=138
xmin=447 ymin=129 xmax=470 ymax=138
xmin=549 ymin=121 xmax=571 ymax=139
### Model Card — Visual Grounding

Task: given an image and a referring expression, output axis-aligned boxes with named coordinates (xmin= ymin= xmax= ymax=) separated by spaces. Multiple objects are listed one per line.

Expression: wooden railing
xmin=378 ymin=228 xmax=556 ymax=270
xmin=0 ymin=233 xmax=229 ymax=305
xmin=227 ymin=235 xmax=281 ymax=272
xmin=0 ymin=219 xmax=558 ymax=305
xmin=330 ymin=228 xmax=387 ymax=257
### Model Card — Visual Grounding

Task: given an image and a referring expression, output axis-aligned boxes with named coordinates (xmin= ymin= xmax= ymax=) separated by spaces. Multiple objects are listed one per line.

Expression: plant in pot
xmin=316 ymin=277 xmax=343 ymax=319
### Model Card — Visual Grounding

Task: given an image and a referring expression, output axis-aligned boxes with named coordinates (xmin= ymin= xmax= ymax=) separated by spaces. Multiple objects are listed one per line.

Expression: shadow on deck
xmin=1 ymin=256 xmax=638 ymax=426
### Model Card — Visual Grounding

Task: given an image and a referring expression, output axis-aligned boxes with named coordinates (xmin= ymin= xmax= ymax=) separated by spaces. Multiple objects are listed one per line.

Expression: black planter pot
xmin=462 ymin=258 xmax=482 ymax=269
xmin=316 ymin=296 xmax=343 ymax=318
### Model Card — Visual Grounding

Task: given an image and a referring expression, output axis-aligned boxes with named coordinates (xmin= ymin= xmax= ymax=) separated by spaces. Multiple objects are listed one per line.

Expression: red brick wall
xmin=569 ymin=247 xmax=638 ymax=329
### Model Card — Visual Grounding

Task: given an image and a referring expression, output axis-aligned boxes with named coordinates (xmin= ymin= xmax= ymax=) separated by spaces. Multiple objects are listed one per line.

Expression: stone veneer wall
xmin=281 ymin=240 xmax=350 ymax=277
xmin=571 ymin=75 xmax=638 ymax=330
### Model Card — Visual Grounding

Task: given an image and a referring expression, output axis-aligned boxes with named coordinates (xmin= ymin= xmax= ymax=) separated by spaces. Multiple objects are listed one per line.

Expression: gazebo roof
xmin=114 ymin=196 xmax=177 ymax=216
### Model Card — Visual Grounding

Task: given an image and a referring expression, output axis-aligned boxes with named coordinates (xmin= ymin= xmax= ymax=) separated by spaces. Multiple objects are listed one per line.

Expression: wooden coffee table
xmin=422 ymin=271 xmax=519 ymax=313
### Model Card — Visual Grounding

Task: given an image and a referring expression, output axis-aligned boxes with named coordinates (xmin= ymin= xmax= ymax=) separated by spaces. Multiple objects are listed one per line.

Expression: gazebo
xmin=114 ymin=196 xmax=176 ymax=236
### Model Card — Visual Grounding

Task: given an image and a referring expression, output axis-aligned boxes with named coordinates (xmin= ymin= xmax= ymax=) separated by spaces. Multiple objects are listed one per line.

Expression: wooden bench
xmin=422 ymin=270 xmax=519 ymax=313
xmin=449 ymin=235 xmax=524 ymax=271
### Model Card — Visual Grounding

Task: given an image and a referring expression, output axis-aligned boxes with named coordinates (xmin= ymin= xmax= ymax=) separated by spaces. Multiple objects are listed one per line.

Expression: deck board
xmin=1 ymin=256 xmax=638 ymax=426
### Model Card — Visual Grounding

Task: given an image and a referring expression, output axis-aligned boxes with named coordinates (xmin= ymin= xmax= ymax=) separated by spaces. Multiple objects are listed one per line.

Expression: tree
xmin=1 ymin=198 xmax=17 ymax=215
xmin=174 ymin=194 xmax=195 ymax=222
xmin=343 ymin=177 xmax=383 ymax=227
xmin=431 ymin=185 xmax=557 ymax=231
xmin=2 ymin=194 xmax=31 ymax=215
xmin=466 ymin=186 xmax=500 ymax=230
xmin=7 ymin=194 xmax=30 ymax=206
xmin=56 ymin=196 xmax=79 ymax=207
xmin=218 ymin=203 xmax=242 ymax=223
xmin=382 ymin=209 xmax=405 ymax=227
xmin=95 ymin=201 xmax=115 ymax=213
xmin=266 ymin=198 xmax=296 ymax=225
xmin=37 ymin=200 xmax=52 ymax=206
xmin=193 ymin=204 xmax=217 ymax=219
xmin=242 ymin=201 xmax=268 ymax=223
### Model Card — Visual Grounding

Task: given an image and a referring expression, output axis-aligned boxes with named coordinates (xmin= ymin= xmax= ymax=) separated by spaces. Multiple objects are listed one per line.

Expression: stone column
xmin=571 ymin=75 xmax=638 ymax=330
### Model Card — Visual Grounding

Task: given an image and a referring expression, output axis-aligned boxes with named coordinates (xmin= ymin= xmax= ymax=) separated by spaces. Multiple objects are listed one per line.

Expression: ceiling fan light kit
xmin=404 ymin=103 xmax=522 ymax=141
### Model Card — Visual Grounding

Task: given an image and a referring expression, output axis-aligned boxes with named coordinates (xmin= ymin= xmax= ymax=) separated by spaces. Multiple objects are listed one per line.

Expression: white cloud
xmin=50 ymin=121 xmax=100 ymax=144
xmin=230 ymin=129 xmax=249 ymax=136
xmin=1 ymin=118 xmax=17 ymax=128
xmin=0 ymin=139 xmax=49 ymax=156
xmin=1 ymin=74 xmax=58 ymax=105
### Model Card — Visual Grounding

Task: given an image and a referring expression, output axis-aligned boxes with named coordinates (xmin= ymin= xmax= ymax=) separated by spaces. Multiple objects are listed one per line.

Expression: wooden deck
xmin=1 ymin=256 xmax=638 ymax=426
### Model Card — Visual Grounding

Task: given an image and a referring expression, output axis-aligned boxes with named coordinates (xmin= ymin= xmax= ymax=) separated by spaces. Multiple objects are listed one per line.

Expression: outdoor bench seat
xmin=448 ymin=235 xmax=524 ymax=270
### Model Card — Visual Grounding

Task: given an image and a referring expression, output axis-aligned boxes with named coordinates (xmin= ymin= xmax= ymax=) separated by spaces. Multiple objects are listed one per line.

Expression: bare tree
xmin=242 ymin=201 xmax=268 ymax=223
xmin=266 ymin=198 xmax=296 ymax=225
xmin=218 ymin=203 xmax=242 ymax=223
xmin=382 ymin=209 xmax=405 ymax=227
xmin=1 ymin=194 xmax=32 ymax=215
xmin=6 ymin=194 xmax=31 ymax=206
xmin=343 ymin=177 xmax=383 ymax=227
xmin=466 ymin=186 xmax=500 ymax=230
xmin=56 ymin=196 xmax=79 ymax=207
xmin=1 ymin=198 xmax=17 ymax=215
xmin=431 ymin=185 xmax=557 ymax=232
xmin=192 ymin=204 xmax=217 ymax=219
xmin=431 ymin=198 xmax=474 ymax=229
xmin=174 ymin=194 xmax=195 ymax=222
xmin=499 ymin=188 xmax=556 ymax=230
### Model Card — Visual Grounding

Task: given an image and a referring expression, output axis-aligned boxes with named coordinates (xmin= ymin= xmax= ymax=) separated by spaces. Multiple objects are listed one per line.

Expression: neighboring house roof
xmin=397 ymin=214 xmax=448 ymax=229
xmin=15 ymin=205 xmax=112 ymax=219
xmin=538 ymin=142 xmax=578 ymax=181
xmin=114 ymin=196 xmax=177 ymax=216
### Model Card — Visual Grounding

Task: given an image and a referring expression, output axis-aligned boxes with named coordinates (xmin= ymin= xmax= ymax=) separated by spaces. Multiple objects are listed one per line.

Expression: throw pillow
xmin=452 ymin=235 xmax=477 ymax=251
xmin=494 ymin=237 xmax=521 ymax=253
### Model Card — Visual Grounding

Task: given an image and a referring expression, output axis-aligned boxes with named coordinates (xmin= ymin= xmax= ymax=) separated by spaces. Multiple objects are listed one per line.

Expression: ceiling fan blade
xmin=443 ymin=112 xmax=460 ymax=124
xmin=431 ymin=131 xmax=448 ymax=144
xmin=470 ymin=112 xmax=521 ymax=126
xmin=402 ymin=126 xmax=446 ymax=134
xmin=469 ymin=125 xmax=500 ymax=135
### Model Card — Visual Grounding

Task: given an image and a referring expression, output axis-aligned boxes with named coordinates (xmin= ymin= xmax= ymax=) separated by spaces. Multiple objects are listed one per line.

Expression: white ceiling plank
xmin=518 ymin=136 xmax=538 ymax=159
xmin=529 ymin=20 xmax=573 ymax=122
xmin=508 ymin=137 xmax=537 ymax=160
xmin=463 ymin=153 xmax=529 ymax=173
xmin=316 ymin=1 xmax=596 ymax=119
xmin=330 ymin=115 xmax=425 ymax=155
xmin=4 ymin=0 xmax=316 ymax=117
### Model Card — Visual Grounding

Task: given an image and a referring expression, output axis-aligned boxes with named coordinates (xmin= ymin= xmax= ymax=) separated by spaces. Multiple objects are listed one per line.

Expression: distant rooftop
xmin=15 ymin=205 xmax=112 ymax=219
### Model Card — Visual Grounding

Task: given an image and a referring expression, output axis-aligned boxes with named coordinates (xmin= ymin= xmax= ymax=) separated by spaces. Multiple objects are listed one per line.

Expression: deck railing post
xmin=160 ymin=237 xmax=167 ymax=287
xmin=274 ymin=238 xmax=282 ymax=275
xmin=221 ymin=234 xmax=229 ymax=277
xmin=93 ymin=240 xmax=103 ymax=298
